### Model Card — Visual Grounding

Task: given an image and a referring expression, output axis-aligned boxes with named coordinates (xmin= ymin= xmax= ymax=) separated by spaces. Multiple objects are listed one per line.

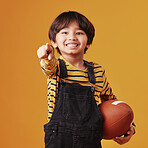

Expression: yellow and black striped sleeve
xmin=100 ymin=69 xmax=117 ymax=102
xmin=40 ymin=57 xmax=60 ymax=121
xmin=40 ymin=56 xmax=58 ymax=78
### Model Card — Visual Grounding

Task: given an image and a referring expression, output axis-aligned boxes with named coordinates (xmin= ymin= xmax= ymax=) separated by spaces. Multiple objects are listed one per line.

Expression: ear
xmin=86 ymin=44 xmax=90 ymax=49
xmin=51 ymin=40 xmax=58 ymax=48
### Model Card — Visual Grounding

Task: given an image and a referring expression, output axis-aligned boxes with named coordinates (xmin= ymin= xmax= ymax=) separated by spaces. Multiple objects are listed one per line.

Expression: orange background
xmin=0 ymin=0 xmax=148 ymax=147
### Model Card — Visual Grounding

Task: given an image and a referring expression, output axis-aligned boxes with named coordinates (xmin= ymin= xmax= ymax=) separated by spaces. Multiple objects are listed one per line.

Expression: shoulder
xmin=86 ymin=61 xmax=105 ymax=74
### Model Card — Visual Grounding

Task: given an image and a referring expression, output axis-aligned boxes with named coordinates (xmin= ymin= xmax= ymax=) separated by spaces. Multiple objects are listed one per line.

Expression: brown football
xmin=100 ymin=100 xmax=134 ymax=140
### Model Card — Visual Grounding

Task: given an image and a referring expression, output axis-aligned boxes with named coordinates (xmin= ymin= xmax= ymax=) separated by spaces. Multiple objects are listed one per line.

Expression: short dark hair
xmin=48 ymin=11 xmax=95 ymax=54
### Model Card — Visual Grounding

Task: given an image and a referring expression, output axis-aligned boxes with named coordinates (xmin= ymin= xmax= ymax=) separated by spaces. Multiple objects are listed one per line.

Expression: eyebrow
xmin=61 ymin=27 xmax=83 ymax=31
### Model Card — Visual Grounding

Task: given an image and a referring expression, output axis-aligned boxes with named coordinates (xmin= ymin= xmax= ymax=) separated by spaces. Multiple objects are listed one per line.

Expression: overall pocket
xmin=44 ymin=123 xmax=57 ymax=147
xmin=63 ymin=93 xmax=92 ymax=122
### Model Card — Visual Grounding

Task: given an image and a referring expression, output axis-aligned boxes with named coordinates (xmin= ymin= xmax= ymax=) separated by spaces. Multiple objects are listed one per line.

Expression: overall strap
xmin=58 ymin=59 xmax=96 ymax=84
xmin=58 ymin=59 xmax=67 ymax=79
xmin=84 ymin=60 xmax=96 ymax=84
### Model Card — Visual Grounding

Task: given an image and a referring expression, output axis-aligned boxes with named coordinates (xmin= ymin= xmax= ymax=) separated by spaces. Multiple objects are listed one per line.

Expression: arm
xmin=100 ymin=70 xmax=117 ymax=102
xmin=37 ymin=43 xmax=58 ymax=77
xmin=100 ymin=70 xmax=135 ymax=144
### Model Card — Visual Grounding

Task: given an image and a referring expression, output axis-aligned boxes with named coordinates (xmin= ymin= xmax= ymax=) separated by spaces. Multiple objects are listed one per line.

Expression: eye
xmin=76 ymin=32 xmax=84 ymax=35
xmin=61 ymin=31 xmax=68 ymax=34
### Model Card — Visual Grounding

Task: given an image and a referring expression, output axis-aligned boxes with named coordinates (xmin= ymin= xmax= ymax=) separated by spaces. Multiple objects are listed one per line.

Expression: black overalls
xmin=44 ymin=59 xmax=104 ymax=148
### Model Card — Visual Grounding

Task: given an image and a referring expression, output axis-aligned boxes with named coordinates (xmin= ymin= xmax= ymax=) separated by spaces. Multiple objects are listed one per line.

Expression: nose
xmin=68 ymin=32 xmax=77 ymax=41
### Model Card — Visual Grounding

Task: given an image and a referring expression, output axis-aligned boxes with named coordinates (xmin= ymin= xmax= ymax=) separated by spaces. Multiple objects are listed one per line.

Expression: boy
xmin=37 ymin=11 xmax=135 ymax=148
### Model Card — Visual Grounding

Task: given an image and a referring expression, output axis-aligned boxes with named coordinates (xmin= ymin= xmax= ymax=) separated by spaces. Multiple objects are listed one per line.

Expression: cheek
xmin=84 ymin=35 xmax=88 ymax=40
xmin=56 ymin=36 xmax=65 ymax=44
xmin=83 ymin=36 xmax=88 ymax=45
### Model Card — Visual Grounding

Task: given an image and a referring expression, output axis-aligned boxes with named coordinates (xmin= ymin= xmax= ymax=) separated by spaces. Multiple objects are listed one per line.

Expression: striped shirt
xmin=40 ymin=56 xmax=117 ymax=122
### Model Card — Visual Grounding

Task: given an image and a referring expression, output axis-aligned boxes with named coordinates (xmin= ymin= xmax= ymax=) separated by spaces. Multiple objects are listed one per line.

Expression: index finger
xmin=46 ymin=43 xmax=54 ymax=51
xmin=45 ymin=43 xmax=50 ymax=50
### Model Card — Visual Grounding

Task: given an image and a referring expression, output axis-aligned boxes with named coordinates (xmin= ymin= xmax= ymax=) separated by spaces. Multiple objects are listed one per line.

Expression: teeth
xmin=66 ymin=44 xmax=78 ymax=47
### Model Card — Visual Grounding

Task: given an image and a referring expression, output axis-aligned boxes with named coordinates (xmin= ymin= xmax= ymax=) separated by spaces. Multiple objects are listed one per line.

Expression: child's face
xmin=51 ymin=21 xmax=89 ymax=57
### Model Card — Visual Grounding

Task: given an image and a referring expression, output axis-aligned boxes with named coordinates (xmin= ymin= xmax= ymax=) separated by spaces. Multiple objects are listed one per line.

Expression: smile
xmin=66 ymin=44 xmax=79 ymax=47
